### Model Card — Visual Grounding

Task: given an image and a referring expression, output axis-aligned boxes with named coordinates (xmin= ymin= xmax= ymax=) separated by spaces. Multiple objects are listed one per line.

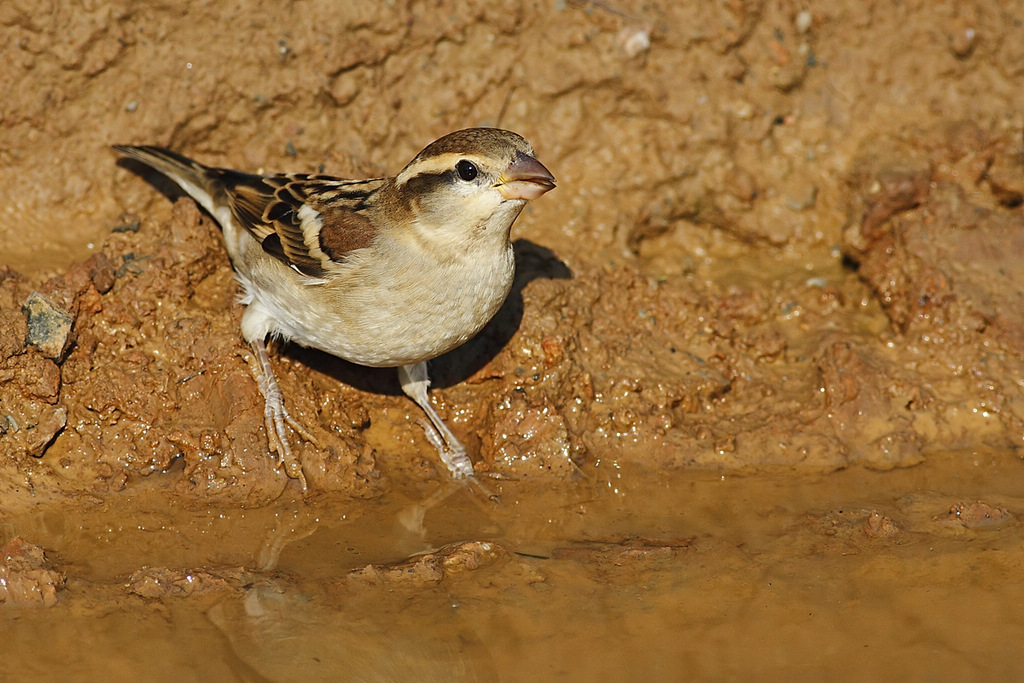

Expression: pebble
xmin=22 ymin=292 xmax=74 ymax=361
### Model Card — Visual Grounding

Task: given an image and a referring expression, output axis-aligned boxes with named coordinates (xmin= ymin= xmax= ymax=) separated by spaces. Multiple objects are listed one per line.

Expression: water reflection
xmin=3 ymin=452 xmax=1024 ymax=680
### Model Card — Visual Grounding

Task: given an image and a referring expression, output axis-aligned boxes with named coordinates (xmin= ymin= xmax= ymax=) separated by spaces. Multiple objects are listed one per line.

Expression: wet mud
xmin=2 ymin=0 xmax=1024 ymax=679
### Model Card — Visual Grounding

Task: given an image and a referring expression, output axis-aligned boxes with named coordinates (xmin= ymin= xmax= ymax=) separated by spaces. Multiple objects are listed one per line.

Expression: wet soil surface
xmin=2 ymin=1 xmax=1024 ymax=679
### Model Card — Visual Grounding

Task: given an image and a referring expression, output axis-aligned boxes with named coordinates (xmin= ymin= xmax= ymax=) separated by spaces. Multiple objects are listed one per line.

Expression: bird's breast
xmin=240 ymin=238 xmax=516 ymax=368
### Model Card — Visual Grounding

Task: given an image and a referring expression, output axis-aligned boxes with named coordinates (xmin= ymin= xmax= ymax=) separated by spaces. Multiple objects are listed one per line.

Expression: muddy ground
xmin=2 ymin=0 xmax=1024 ymax=680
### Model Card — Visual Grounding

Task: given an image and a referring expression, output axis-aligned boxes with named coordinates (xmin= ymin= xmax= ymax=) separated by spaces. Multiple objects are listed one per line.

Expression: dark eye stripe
xmin=401 ymin=171 xmax=452 ymax=197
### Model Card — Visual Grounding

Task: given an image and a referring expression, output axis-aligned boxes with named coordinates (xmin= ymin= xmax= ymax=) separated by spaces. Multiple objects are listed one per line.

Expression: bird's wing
xmin=217 ymin=171 xmax=386 ymax=278
xmin=114 ymin=145 xmax=386 ymax=279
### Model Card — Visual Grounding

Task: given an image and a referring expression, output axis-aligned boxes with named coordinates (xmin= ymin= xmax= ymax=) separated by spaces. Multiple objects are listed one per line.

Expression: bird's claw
xmin=418 ymin=418 xmax=498 ymax=502
xmin=239 ymin=344 xmax=318 ymax=491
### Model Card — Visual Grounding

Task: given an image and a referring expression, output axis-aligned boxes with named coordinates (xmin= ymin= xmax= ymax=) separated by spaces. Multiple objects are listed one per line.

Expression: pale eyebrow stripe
xmin=396 ymin=152 xmax=493 ymax=184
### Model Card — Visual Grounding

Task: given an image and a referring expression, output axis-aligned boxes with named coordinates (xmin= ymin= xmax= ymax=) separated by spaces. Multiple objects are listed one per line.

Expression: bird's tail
xmin=113 ymin=145 xmax=221 ymax=217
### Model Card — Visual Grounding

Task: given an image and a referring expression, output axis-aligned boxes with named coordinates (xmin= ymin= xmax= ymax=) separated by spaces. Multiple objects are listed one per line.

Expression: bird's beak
xmin=497 ymin=151 xmax=556 ymax=201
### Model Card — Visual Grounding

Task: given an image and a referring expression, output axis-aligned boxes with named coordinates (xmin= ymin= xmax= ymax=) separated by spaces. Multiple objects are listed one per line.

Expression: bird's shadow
xmin=116 ymin=154 xmax=192 ymax=199
xmin=292 ymin=238 xmax=573 ymax=396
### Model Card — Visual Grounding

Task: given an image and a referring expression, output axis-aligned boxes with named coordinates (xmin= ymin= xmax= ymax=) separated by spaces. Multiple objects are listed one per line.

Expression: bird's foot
xmin=240 ymin=341 xmax=321 ymax=491
xmin=419 ymin=420 xmax=499 ymax=502
xmin=419 ymin=418 xmax=475 ymax=478
xmin=398 ymin=362 xmax=499 ymax=502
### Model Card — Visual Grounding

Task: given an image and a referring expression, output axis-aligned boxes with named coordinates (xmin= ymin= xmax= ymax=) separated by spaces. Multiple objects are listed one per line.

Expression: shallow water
xmin=3 ymin=450 xmax=1023 ymax=681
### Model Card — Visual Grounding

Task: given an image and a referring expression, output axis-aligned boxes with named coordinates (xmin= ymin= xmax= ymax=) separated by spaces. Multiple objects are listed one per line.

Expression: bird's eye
xmin=455 ymin=159 xmax=478 ymax=181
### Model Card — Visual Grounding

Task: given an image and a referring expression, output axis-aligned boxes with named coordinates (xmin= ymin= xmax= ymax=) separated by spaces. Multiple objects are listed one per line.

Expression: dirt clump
xmin=0 ymin=537 xmax=65 ymax=607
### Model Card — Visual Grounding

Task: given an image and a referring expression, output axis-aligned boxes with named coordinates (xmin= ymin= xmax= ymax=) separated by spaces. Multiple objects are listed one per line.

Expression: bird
xmin=114 ymin=128 xmax=555 ymax=489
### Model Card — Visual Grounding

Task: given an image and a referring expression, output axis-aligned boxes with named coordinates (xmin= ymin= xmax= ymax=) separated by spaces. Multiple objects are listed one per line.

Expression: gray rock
xmin=22 ymin=292 xmax=74 ymax=362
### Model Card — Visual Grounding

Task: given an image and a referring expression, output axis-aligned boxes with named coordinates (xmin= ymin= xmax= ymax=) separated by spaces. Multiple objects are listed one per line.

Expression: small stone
xmin=26 ymin=407 xmax=67 ymax=458
xmin=947 ymin=17 xmax=977 ymax=59
xmin=863 ymin=511 xmax=900 ymax=537
xmin=795 ymin=10 xmax=813 ymax=34
xmin=112 ymin=212 xmax=141 ymax=233
xmin=87 ymin=252 xmax=117 ymax=294
xmin=22 ymin=292 xmax=75 ymax=362
xmin=618 ymin=25 xmax=651 ymax=58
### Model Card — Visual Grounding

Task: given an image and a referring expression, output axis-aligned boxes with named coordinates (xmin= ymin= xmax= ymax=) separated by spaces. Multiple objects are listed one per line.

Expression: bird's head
xmin=393 ymin=128 xmax=555 ymax=244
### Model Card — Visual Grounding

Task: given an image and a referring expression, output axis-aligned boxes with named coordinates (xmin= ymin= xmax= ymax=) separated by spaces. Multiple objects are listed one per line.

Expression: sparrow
xmin=114 ymin=128 xmax=555 ymax=489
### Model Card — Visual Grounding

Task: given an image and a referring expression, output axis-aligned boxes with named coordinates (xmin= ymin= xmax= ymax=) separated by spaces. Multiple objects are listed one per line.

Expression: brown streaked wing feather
xmin=317 ymin=205 xmax=376 ymax=261
xmin=215 ymin=171 xmax=282 ymax=242
xmin=217 ymin=170 xmax=383 ymax=278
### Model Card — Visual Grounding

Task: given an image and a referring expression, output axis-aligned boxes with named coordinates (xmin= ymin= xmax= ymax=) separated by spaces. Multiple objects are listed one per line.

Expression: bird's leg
xmin=415 ymin=420 xmax=499 ymax=501
xmin=398 ymin=362 xmax=475 ymax=479
xmin=241 ymin=338 xmax=320 ymax=489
